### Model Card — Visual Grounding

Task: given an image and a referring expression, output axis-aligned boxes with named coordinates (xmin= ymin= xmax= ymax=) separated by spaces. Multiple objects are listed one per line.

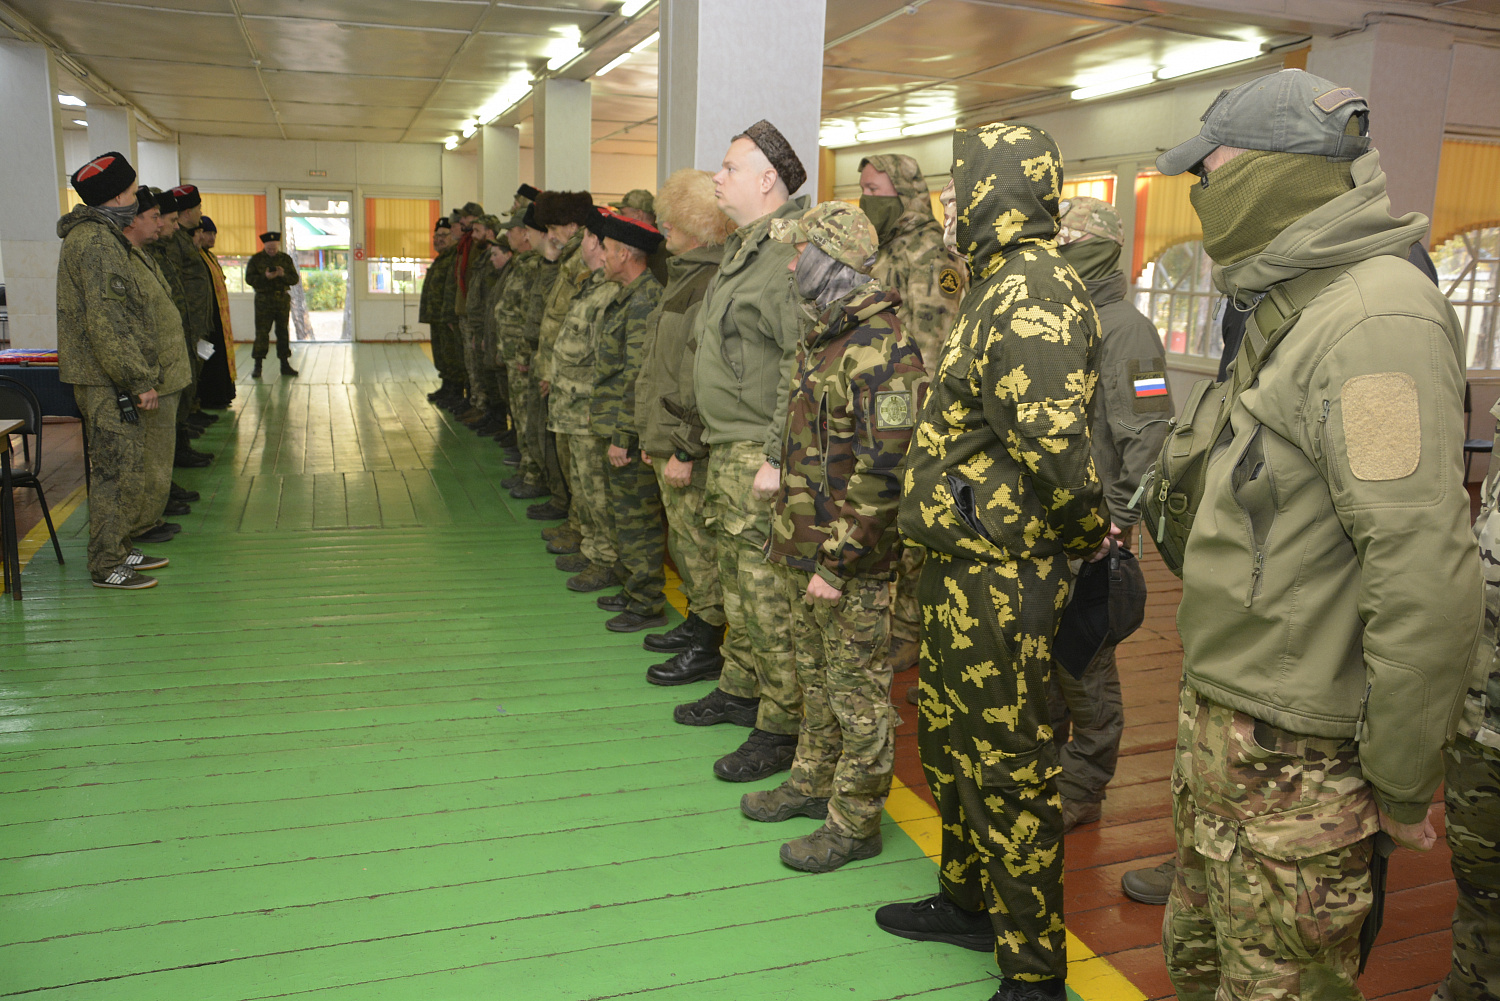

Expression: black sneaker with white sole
xmin=123 ymin=549 xmax=170 ymax=571
xmin=91 ymin=565 xmax=159 ymax=589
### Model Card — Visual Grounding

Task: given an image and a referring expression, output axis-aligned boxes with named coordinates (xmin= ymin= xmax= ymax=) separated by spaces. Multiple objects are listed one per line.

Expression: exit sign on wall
xmin=309 ymin=170 xmax=327 ymax=177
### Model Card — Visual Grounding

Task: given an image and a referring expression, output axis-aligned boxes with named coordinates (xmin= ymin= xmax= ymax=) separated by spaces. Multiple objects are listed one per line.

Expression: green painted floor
xmin=0 ymin=343 xmax=1013 ymax=1001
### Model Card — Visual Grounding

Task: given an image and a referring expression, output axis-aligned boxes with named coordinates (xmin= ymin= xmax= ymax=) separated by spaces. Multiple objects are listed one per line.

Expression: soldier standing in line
xmin=635 ymin=169 xmax=737 ymax=686
xmin=587 ymin=211 xmax=667 ymax=632
xmin=855 ymin=153 xmax=966 ymax=689
xmin=245 ymin=230 xmax=300 ymax=379
xmin=421 ymin=218 xmax=460 ymax=403
xmin=142 ymin=188 xmax=206 ymax=473
xmin=547 ymin=212 xmax=620 ymax=584
xmin=474 ymin=218 xmax=518 ymax=446
xmin=497 ymin=205 xmax=557 ymax=500
xmin=674 ymin=120 xmax=811 ymax=784
xmin=456 ymin=214 xmax=497 ymax=427
xmin=55 ymin=153 xmax=172 ymax=588
xmin=442 ymin=202 xmax=484 ymax=414
xmin=1044 ymin=196 xmax=1173 ymax=835
xmin=875 ymin=123 xmax=1107 ymax=1001
xmin=741 ymin=201 xmax=926 ymax=873
xmin=164 ymin=185 xmax=214 ymax=429
xmin=611 ymin=188 xmax=669 ymax=286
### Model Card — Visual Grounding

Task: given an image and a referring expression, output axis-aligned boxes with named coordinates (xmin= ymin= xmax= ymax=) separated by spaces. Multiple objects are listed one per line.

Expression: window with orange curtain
xmin=1060 ymin=175 xmax=1115 ymax=205
xmin=365 ymin=198 xmax=440 ymax=294
xmin=199 ymin=193 xmax=266 ymax=292
xmin=1131 ymin=171 xmax=1201 ymax=278
xmin=1422 ymin=141 xmax=1500 ymax=370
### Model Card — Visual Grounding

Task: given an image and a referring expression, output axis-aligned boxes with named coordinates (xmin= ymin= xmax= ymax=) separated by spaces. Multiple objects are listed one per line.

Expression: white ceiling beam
xmin=224 ymin=0 xmax=286 ymax=140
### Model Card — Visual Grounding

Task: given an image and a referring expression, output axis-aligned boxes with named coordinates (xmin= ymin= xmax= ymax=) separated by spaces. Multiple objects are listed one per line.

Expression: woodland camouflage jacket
xmin=147 ymin=237 xmax=187 ymax=328
xmin=769 ymin=284 xmax=926 ymax=585
xmin=547 ymin=269 xmax=619 ymax=435
xmin=55 ymin=207 xmax=164 ymax=395
xmin=461 ymin=240 xmax=496 ymax=325
xmin=168 ymin=227 xmax=214 ymax=339
xmin=245 ymin=250 xmax=299 ymax=301
xmin=418 ymin=245 xmax=457 ymax=325
xmin=898 ymin=122 xmax=1108 ymax=563
xmin=129 ymin=243 xmax=192 ymax=396
xmin=589 ymin=270 xmax=664 ymax=448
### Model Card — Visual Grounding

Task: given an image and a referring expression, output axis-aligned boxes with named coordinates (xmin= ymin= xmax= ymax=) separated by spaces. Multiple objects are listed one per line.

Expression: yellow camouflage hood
xmin=952 ymin=123 xmax=1063 ymax=281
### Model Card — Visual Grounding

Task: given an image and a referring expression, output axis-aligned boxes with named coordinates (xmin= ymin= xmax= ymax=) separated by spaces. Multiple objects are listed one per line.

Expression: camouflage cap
xmin=770 ymin=200 xmax=878 ymax=274
xmin=459 ymin=201 xmax=485 ymax=219
xmin=1057 ymin=195 xmax=1123 ymax=246
xmin=610 ymin=188 xmax=655 ymax=214
xmin=478 ymin=213 xmax=503 ymax=233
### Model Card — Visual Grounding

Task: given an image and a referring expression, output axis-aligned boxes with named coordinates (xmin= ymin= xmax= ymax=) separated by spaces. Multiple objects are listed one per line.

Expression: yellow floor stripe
xmin=5 ymin=485 xmax=87 ymax=589
xmin=886 ymin=775 xmax=1146 ymax=1001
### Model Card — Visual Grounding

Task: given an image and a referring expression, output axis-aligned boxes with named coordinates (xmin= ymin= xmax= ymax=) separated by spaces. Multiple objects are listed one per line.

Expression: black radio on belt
xmin=115 ymin=389 xmax=139 ymax=425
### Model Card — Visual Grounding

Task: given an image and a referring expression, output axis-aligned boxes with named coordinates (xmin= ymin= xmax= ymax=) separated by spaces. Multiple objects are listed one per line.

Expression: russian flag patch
xmin=1133 ymin=372 xmax=1168 ymax=398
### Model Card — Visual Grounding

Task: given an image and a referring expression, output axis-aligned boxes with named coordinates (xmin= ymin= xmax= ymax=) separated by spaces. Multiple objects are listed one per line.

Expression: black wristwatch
xmin=674 ymin=450 xmax=693 ymax=462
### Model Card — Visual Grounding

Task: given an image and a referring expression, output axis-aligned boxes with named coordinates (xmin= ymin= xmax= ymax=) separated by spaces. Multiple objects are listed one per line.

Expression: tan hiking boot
xmin=780 ymin=825 xmax=882 ymax=873
xmin=740 ymin=783 xmax=830 ymax=823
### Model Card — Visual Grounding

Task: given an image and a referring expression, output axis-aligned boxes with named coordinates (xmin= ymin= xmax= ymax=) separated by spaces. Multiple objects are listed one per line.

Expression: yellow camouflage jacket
xmin=770 ymin=284 xmax=926 ymax=585
xmin=898 ymin=122 xmax=1107 ymax=563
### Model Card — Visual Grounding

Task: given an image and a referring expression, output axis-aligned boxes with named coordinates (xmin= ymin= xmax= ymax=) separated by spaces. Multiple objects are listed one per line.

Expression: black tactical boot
xmin=252 ymin=359 xmax=263 ymax=378
xmin=673 ymin=688 xmax=759 ymax=727
xmin=645 ymin=645 xmax=724 ymax=686
xmin=643 ymin=612 xmax=721 ymax=654
xmin=280 ymin=359 xmax=299 ymax=376
xmin=713 ymin=729 xmax=798 ymax=781
xmin=174 ymin=430 xmax=211 ymax=468
xmin=169 ymin=482 xmax=200 ymax=502
xmin=986 ymin=979 xmax=1066 ymax=1001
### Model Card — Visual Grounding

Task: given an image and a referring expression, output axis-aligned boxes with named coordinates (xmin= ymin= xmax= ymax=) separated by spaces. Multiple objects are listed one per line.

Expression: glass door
xmin=282 ymin=193 xmax=352 ymax=341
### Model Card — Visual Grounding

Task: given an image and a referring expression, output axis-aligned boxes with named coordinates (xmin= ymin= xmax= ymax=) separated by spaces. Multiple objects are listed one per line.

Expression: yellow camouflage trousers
xmin=1438 ymin=732 xmax=1500 ymax=1001
xmin=915 ymin=553 xmax=1069 ymax=982
xmin=704 ymin=440 xmax=798 ymax=735
xmin=779 ymin=564 xmax=897 ymax=839
xmin=567 ymin=434 xmax=616 ymax=566
xmin=1164 ymin=685 xmax=1379 ymax=1001
xmin=653 ymin=457 xmax=724 ymax=628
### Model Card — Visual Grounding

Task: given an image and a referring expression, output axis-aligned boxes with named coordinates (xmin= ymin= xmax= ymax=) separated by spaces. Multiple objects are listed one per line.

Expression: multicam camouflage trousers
xmin=606 ymin=450 xmax=665 ymax=617
xmin=77 ymin=385 xmax=165 ymax=577
xmin=704 ymin=440 xmax=799 ymax=736
xmin=1046 ymin=644 xmax=1124 ymax=804
xmin=1437 ymin=732 xmax=1500 ymax=1001
xmin=779 ymin=564 xmax=897 ymax=839
xmin=915 ymin=552 xmax=1069 ymax=982
xmin=1164 ymin=685 xmax=1380 ymax=1001
xmin=652 ymin=455 xmax=725 ymax=628
xmin=567 ymin=434 xmax=616 ymax=567
xmin=889 ymin=542 xmax=925 ymax=670
xmin=460 ymin=316 xmax=489 ymax=410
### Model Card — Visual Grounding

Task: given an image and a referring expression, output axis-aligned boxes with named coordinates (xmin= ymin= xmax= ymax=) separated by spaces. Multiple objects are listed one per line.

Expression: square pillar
xmin=137 ymin=139 xmax=180 ymax=189
xmin=0 ymin=41 xmax=66 ymax=349
xmin=87 ymin=105 xmax=137 ymax=165
xmin=480 ymin=124 xmax=521 ymax=210
xmin=534 ymin=78 xmax=591 ymax=192
xmin=658 ymin=0 xmax=824 ymax=196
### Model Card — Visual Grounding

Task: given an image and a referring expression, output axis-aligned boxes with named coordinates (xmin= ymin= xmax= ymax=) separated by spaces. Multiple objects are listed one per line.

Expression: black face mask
xmin=860 ymin=194 xmax=904 ymax=247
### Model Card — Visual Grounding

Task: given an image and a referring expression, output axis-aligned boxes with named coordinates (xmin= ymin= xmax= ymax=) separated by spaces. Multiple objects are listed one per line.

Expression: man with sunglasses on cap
xmin=246 ymin=230 xmax=300 ymax=378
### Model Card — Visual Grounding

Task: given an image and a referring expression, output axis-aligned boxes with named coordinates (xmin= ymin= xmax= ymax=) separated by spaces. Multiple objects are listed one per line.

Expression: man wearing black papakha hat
xmin=245 ymin=230 xmax=301 ymax=378
xmin=56 ymin=152 xmax=182 ymax=589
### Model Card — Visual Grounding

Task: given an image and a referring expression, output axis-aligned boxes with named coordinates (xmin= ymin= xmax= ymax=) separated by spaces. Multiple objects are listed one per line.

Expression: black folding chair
xmin=0 ymin=376 xmax=64 ymax=564
xmin=1465 ymin=383 xmax=1494 ymax=483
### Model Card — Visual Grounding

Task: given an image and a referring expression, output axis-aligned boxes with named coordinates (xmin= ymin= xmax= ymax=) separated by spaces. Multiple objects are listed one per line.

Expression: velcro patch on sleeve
xmin=1341 ymin=372 xmax=1420 ymax=481
xmin=938 ymin=267 xmax=963 ymax=298
xmin=103 ymin=273 xmax=129 ymax=301
xmin=1128 ymin=359 xmax=1172 ymax=414
xmin=875 ymin=390 xmax=915 ymax=429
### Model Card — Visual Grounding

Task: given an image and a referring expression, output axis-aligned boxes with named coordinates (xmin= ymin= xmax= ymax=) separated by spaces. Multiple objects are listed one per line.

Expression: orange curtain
xmin=366 ymin=198 xmax=440 ymax=258
xmin=1061 ymin=175 xmax=1115 ymax=204
xmin=200 ymin=193 xmax=261 ymax=257
xmin=1132 ymin=171 xmax=1201 ymax=277
xmin=1432 ymin=139 xmax=1500 ymax=250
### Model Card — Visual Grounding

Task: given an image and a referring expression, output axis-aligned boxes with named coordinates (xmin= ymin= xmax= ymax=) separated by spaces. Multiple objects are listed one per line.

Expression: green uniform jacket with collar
xmin=1178 ymin=149 xmax=1482 ymax=823
xmin=769 ymin=283 xmax=927 ymax=587
xmin=55 ymin=206 xmax=160 ymax=395
xmin=167 ymin=228 xmax=214 ymax=340
xmin=147 ymin=237 xmax=187 ymax=328
xmin=635 ymin=244 xmax=723 ymax=459
xmin=418 ymin=245 xmax=457 ymax=325
xmin=589 ymin=270 xmax=664 ymax=448
xmin=547 ymin=269 xmax=620 ymax=435
xmin=693 ymin=195 xmax=811 ymax=459
xmin=245 ymin=250 xmax=299 ymax=302
xmin=493 ymin=251 xmax=544 ymax=367
xmin=898 ymin=123 xmax=1107 ymax=565
xmin=130 ymin=245 xmax=192 ymax=396
xmin=461 ymin=240 xmax=495 ymax=326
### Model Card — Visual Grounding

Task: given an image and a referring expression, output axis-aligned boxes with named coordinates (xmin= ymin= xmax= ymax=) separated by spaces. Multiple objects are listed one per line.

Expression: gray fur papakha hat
xmin=737 ymin=120 xmax=807 ymax=194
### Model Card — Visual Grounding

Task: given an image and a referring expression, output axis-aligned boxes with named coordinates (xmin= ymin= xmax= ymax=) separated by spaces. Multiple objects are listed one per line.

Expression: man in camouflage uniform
xmin=164 ymin=185 xmax=213 ymax=424
xmin=472 ymin=222 xmax=516 ymax=442
xmin=858 ymin=153 xmax=967 ymax=684
xmin=635 ymin=169 xmax=737 ymax=685
xmin=587 ymin=210 xmax=667 ymax=630
xmin=876 ymin=123 xmax=1108 ymax=1001
xmin=678 ymin=120 xmax=811 ymax=783
xmin=456 ymin=214 xmax=497 ymax=426
xmin=1150 ymin=71 xmax=1479 ymax=999
xmin=245 ymin=230 xmax=301 ymax=378
xmin=143 ymin=189 xmax=210 ymax=472
xmin=1044 ymin=196 xmax=1173 ymax=835
xmin=612 ymin=188 xmax=669 ymax=286
xmin=1439 ymin=434 xmax=1500 ymax=1001
xmin=546 ymin=216 xmax=620 ymax=583
xmin=739 ymin=201 xmax=926 ymax=873
xmin=421 ymin=218 xmax=460 ymax=402
xmin=495 ymin=208 xmax=556 ymax=498
xmin=440 ymin=202 xmax=484 ymax=414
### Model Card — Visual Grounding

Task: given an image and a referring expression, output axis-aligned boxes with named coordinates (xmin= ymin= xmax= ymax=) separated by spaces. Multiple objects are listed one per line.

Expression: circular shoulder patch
xmin=938 ymin=267 xmax=962 ymax=297
xmin=109 ymin=275 xmax=128 ymax=296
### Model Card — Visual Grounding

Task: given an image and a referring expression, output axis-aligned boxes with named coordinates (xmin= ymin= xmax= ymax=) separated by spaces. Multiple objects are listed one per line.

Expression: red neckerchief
xmin=457 ymin=230 xmax=474 ymax=293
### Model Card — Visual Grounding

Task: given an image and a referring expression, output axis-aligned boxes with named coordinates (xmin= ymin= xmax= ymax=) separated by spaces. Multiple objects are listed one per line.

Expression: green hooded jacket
xmin=897 ymin=123 xmax=1107 ymax=564
xmin=1178 ymin=150 xmax=1481 ymax=823
xmin=693 ymin=195 xmax=811 ymax=459
xmin=55 ymin=206 xmax=161 ymax=396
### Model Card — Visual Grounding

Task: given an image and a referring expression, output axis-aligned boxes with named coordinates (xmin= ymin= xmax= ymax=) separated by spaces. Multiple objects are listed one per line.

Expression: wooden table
xmin=0 ymin=417 xmax=21 ymax=599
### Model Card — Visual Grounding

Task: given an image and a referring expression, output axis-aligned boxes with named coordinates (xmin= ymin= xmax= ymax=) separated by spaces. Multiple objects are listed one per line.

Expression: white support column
xmin=0 ymin=41 xmax=66 ymax=349
xmin=533 ymin=77 xmax=592 ymax=192
xmin=137 ymin=139 xmax=180 ymax=189
xmin=658 ymin=0 xmax=825 ymax=196
xmin=441 ymin=148 xmax=477 ymax=217
xmin=87 ymin=105 xmax=137 ymax=165
xmin=480 ymin=124 xmax=521 ymax=211
xmin=1308 ymin=23 xmax=1455 ymax=229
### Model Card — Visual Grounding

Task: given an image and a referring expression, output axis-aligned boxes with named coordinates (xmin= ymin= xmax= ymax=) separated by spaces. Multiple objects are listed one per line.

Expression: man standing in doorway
xmin=246 ymin=230 xmax=300 ymax=378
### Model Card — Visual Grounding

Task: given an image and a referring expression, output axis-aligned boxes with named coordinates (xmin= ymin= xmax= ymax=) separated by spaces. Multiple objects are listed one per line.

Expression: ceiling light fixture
xmin=630 ymin=31 xmax=659 ymax=53
xmin=819 ymin=128 xmax=857 ymax=148
xmin=1070 ymin=72 xmax=1154 ymax=101
xmin=856 ymin=126 xmax=905 ymax=143
xmin=902 ymin=117 xmax=956 ymax=137
xmin=547 ymin=43 xmax=584 ymax=70
xmin=475 ymin=74 xmax=535 ymax=126
xmin=73 ymin=119 xmax=88 ymax=126
xmin=57 ymin=94 xmax=86 ymax=107
xmin=619 ymin=0 xmax=651 ymax=17
xmin=595 ymin=53 xmax=632 ymax=77
xmin=444 ymin=136 xmax=459 ymax=150
xmin=1155 ymin=43 xmax=1261 ymax=80
xmin=461 ymin=121 xmax=478 ymax=138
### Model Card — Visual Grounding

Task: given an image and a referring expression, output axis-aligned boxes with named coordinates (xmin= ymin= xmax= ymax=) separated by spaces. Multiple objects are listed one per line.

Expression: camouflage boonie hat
xmin=1058 ymin=195 xmax=1123 ymax=246
xmin=770 ymin=201 xmax=878 ymax=274
xmin=610 ymin=188 xmax=655 ymax=215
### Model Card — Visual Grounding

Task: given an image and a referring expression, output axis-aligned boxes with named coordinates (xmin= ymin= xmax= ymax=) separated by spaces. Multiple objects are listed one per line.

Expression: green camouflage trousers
xmin=605 ymin=451 xmax=665 ymax=616
xmin=436 ymin=320 xmax=468 ymax=388
xmin=537 ymin=395 xmax=569 ymax=508
xmin=460 ymin=316 xmax=488 ymax=409
xmin=705 ymin=440 xmax=798 ymax=734
xmin=133 ymin=391 xmax=180 ymax=537
xmin=779 ymin=564 xmax=897 ymax=839
xmin=252 ymin=294 xmax=292 ymax=361
xmin=890 ymin=542 xmax=925 ymax=669
xmin=553 ymin=430 xmax=580 ymax=537
xmin=1163 ymin=685 xmax=1379 ymax=1001
xmin=507 ymin=362 xmax=544 ymax=486
xmin=1046 ymin=644 xmax=1123 ymax=804
xmin=1437 ymin=733 xmax=1500 ymax=1001
xmin=77 ymin=385 xmax=149 ymax=577
xmin=653 ymin=456 xmax=725 ymax=628
xmin=568 ymin=433 xmax=616 ymax=566
xmin=915 ymin=552 xmax=1069 ymax=982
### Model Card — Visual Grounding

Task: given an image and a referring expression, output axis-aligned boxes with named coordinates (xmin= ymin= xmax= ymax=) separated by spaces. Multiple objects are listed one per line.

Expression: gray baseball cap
xmin=1157 ymin=69 xmax=1371 ymax=176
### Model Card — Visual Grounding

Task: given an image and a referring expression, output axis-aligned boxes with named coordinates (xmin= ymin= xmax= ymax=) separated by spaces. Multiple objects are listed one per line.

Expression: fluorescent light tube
xmin=1070 ymin=73 xmax=1154 ymax=101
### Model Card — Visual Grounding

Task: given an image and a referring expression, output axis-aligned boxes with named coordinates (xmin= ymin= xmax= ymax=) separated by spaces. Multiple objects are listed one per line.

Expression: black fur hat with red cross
xmin=70 ymin=152 xmax=137 ymax=206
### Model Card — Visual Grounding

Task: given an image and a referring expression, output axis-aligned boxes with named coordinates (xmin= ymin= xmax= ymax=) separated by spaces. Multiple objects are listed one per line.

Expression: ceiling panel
xmin=273 ymin=102 xmax=414 ymax=127
xmin=245 ymin=18 xmax=463 ymax=76
xmin=238 ymin=0 xmax=485 ymax=31
xmin=476 ymin=6 xmax=609 ymax=37
xmin=970 ymin=27 xmax=1199 ymax=91
xmin=590 ymin=92 xmax=656 ymax=123
xmin=142 ymin=95 xmax=279 ymax=124
xmin=260 ymin=71 xmax=435 ymax=107
xmin=280 ymin=124 xmax=407 ymax=142
xmin=825 ymin=0 xmax=912 ymax=42
xmin=11 ymin=1 xmax=247 ymax=64
xmin=445 ymin=34 xmax=559 ymax=80
xmin=157 ymin=120 xmax=286 ymax=139
xmin=82 ymin=58 xmax=262 ymax=100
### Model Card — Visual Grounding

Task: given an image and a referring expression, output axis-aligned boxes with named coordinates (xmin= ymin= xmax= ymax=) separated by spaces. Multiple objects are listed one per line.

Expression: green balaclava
xmin=1191 ymin=150 xmax=1355 ymax=265
xmin=859 ymin=194 xmax=905 ymax=247
xmin=1058 ymin=238 xmax=1122 ymax=282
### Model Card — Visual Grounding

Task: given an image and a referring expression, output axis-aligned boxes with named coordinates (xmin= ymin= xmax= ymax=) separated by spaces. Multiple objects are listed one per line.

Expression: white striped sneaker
xmin=91 ymin=565 xmax=159 ymax=590
xmin=124 ymin=549 xmax=170 ymax=571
